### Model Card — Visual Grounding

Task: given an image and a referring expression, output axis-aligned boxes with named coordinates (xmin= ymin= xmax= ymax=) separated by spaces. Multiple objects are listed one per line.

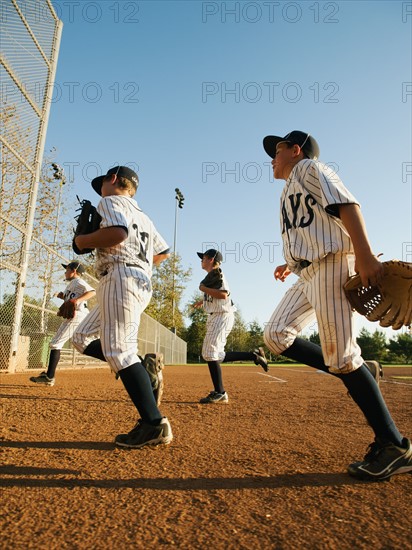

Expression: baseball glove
xmin=200 ymin=268 xmax=224 ymax=289
xmin=72 ymin=196 xmax=102 ymax=255
xmin=343 ymin=260 xmax=412 ymax=330
xmin=57 ymin=299 xmax=76 ymax=319
xmin=142 ymin=353 xmax=165 ymax=406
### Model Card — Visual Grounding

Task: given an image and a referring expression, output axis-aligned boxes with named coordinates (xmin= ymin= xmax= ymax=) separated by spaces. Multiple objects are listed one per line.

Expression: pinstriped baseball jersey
xmin=73 ymin=194 xmax=169 ymax=372
xmin=202 ymin=272 xmax=236 ymax=314
xmin=96 ymin=195 xmax=169 ymax=278
xmin=281 ymin=159 xmax=359 ymax=273
xmin=63 ymin=277 xmax=94 ymax=312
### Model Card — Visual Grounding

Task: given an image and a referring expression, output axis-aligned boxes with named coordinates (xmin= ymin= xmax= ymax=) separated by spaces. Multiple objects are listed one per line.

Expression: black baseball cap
xmin=91 ymin=165 xmax=139 ymax=195
xmin=197 ymin=249 xmax=223 ymax=263
xmin=263 ymin=131 xmax=320 ymax=160
xmin=62 ymin=261 xmax=85 ymax=274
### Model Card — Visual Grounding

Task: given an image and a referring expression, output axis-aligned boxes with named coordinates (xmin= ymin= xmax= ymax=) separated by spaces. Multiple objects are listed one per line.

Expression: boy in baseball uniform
xmin=194 ymin=249 xmax=268 ymax=404
xmin=72 ymin=165 xmax=172 ymax=449
xmin=30 ymin=262 xmax=95 ymax=387
xmin=262 ymin=130 xmax=411 ymax=481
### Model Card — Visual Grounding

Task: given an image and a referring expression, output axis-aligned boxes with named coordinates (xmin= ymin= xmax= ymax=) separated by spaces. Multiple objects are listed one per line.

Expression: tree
xmin=226 ymin=310 xmax=249 ymax=352
xmin=181 ymin=292 xmax=207 ymax=362
xmin=0 ymin=104 xmax=34 ymax=263
xmin=387 ymin=333 xmax=412 ymax=363
xmin=246 ymin=319 xmax=265 ymax=352
xmin=309 ymin=331 xmax=321 ymax=346
xmin=356 ymin=328 xmax=387 ymax=361
xmin=145 ymin=253 xmax=192 ymax=336
xmin=32 ymin=159 xmax=72 ymax=330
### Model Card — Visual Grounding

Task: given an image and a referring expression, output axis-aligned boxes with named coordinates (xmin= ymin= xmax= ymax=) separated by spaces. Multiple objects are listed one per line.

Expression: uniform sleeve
xmin=77 ymin=278 xmax=95 ymax=294
xmin=152 ymin=223 xmax=169 ymax=256
xmin=97 ymin=196 xmax=129 ymax=230
xmin=220 ymin=273 xmax=230 ymax=293
xmin=302 ymin=160 xmax=359 ymax=218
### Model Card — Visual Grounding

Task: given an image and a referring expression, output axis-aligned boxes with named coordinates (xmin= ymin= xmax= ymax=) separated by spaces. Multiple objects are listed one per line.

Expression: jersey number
xmin=132 ymin=224 xmax=149 ymax=264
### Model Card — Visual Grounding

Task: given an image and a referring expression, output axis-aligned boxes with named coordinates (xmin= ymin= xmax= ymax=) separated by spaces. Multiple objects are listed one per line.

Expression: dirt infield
xmin=1 ymin=363 xmax=411 ymax=549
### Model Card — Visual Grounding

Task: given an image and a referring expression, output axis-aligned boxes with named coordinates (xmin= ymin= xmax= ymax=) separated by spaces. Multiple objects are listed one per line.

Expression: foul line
xmin=256 ymin=372 xmax=287 ymax=383
xmin=253 ymin=369 xmax=411 ymax=386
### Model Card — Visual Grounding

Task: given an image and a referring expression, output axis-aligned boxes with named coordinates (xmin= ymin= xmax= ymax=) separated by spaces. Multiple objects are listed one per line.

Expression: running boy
xmin=72 ymin=165 xmax=172 ymax=449
xmin=262 ymin=130 xmax=411 ymax=481
xmin=30 ymin=262 xmax=95 ymax=386
xmin=194 ymin=248 xmax=268 ymax=404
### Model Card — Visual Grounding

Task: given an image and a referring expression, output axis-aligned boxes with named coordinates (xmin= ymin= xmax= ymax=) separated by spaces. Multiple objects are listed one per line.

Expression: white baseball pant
xmin=50 ymin=309 xmax=89 ymax=350
xmin=72 ymin=265 xmax=151 ymax=373
xmin=202 ymin=311 xmax=235 ymax=362
xmin=264 ymin=254 xmax=364 ymax=374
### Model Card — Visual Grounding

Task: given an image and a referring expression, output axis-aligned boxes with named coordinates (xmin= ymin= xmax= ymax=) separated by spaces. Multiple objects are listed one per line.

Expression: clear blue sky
xmin=45 ymin=0 xmax=412 ymax=337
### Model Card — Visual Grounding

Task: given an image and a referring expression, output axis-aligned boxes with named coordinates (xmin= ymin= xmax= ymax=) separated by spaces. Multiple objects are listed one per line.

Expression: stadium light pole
xmin=172 ymin=188 xmax=184 ymax=334
xmin=40 ymin=163 xmax=66 ymax=332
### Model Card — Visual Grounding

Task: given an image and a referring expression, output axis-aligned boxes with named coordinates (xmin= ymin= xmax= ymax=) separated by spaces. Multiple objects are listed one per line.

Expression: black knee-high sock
xmin=340 ymin=366 xmax=403 ymax=446
xmin=118 ymin=362 xmax=162 ymax=425
xmin=282 ymin=338 xmax=403 ymax=445
xmin=83 ymin=340 xmax=106 ymax=362
xmin=46 ymin=350 xmax=60 ymax=378
xmin=280 ymin=338 xmax=331 ymax=374
xmin=223 ymin=351 xmax=255 ymax=363
xmin=207 ymin=361 xmax=225 ymax=394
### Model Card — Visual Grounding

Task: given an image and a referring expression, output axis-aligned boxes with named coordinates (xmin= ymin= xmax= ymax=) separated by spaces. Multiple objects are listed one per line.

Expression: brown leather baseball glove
xmin=57 ymin=300 xmax=76 ymax=319
xmin=343 ymin=260 xmax=412 ymax=330
xmin=142 ymin=353 xmax=165 ymax=406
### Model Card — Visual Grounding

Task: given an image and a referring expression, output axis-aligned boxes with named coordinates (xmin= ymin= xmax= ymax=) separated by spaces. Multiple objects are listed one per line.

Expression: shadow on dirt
xmin=0 ymin=465 xmax=365 ymax=489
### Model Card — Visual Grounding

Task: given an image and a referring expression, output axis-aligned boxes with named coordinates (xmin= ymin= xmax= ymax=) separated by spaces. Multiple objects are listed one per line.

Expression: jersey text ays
xmin=282 ymin=192 xmax=317 ymax=233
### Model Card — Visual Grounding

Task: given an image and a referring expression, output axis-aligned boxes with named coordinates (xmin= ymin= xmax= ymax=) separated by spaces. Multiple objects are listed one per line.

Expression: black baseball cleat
xmin=29 ymin=372 xmax=55 ymax=386
xmin=348 ymin=438 xmax=412 ymax=481
xmin=199 ymin=390 xmax=229 ymax=404
xmin=364 ymin=360 xmax=383 ymax=385
xmin=253 ymin=347 xmax=269 ymax=372
xmin=115 ymin=417 xmax=173 ymax=449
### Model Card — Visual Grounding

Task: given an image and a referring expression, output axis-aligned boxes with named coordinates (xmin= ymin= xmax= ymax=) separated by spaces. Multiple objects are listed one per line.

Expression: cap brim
xmin=91 ymin=175 xmax=105 ymax=196
xmin=263 ymin=136 xmax=284 ymax=159
xmin=197 ymin=252 xmax=204 ymax=259
xmin=62 ymin=264 xmax=68 ymax=269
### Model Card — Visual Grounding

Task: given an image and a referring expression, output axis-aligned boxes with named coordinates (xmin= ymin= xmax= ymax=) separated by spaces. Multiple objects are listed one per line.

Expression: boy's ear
xmin=293 ymin=144 xmax=302 ymax=156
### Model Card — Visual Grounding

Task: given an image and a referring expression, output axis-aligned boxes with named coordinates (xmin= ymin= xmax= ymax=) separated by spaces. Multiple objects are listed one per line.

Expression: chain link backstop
xmin=0 ymin=0 xmax=186 ymax=373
